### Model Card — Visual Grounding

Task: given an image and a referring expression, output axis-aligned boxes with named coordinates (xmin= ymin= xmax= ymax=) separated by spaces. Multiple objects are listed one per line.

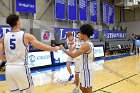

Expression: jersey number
xmin=10 ymin=39 xmax=16 ymax=50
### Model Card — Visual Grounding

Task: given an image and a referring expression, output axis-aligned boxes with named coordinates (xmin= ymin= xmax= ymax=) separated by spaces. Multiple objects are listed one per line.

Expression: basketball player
xmin=71 ymin=32 xmax=83 ymax=93
xmin=60 ymin=24 xmax=94 ymax=93
xmin=0 ymin=14 xmax=59 ymax=93
xmin=66 ymin=32 xmax=75 ymax=81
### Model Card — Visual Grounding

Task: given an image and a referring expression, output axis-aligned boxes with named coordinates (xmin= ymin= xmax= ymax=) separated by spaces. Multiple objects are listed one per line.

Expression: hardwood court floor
xmin=0 ymin=55 xmax=140 ymax=93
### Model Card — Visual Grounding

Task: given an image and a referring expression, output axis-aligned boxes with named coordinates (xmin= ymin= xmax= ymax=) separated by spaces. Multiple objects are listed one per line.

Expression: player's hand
xmin=54 ymin=46 xmax=60 ymax=51
xmin=70 ymin=42 xmax=74 ymax=45
xmin=60 ymin=45 xmax=65 ymax=50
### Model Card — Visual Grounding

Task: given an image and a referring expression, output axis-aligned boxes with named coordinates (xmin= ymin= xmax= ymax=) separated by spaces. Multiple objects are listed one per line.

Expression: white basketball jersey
xmin=80 ymin=40 xmax=94 ymax=70
xmin=75 ymin=37 xmax=83 ymax=49
xmin=4 ymin=31 xmax=27 ymax=65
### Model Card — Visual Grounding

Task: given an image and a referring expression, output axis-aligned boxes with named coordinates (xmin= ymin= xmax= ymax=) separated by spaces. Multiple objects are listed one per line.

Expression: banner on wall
xmin=16 ymin=0 xmax=36 ymax=13
xmin=103 ymin=2 xmax=109 ymax=24
xmin=28 ymin=51 xmax=52 ymax=68
xmin=41 ymin=30 xmax=52 ymax=42
xmin=90 ymin=0 xmax=97 ymax=22
xmin=54 ymin=28 xmax=79 ymax=40
xmin=68 ymin=0 xmax=77 ymax=21
xmin=79 ymin=0 xmax=87 ymax=21
xmin=102 ymin=30 xmax=127 ymax=39
xmin=54 ymin=28 xmax=98 ymax=40
xmin=52 ymin=50 xmax=68 ymax=64
xmin=109 ymin=5 xmax=114 ymax=24
xmin=55 ymin=0 xmax=66 ymax=20
xmin=94 ymin=30 xmax=99 ymax=39
xmin=94 ymin=46 xmax=104 ymax=58
xmin=0 ymin=26 xmax=11 ymax=39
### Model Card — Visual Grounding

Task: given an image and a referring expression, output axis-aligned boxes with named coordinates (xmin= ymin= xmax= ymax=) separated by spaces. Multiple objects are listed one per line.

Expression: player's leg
xmin=71 ymin=72 xmax=80 ymax=93
xmin=71 ymin=59 xmax=81 ymax=93
xmin=84 ymin=69 xmax=94 ymax=93
xmin=79 ymin=80 xmax=92 ymax=93
xmin=80 ymin=87 xmax=92 ymax=93
xmin=74 ymin=59 xmax=80 ymax=86
xmin=80 ymin=83 xmax=85 ymax=93
xmin=75 ymin=73 xmax=79 ymax=87
xmin=79 ymin=69 xmax=94 ymax=93
xmin=67 ymin=62 xmax=74 ymax=81
xmin=79 ymin=70 xmax=86 ymax=93
xmin=84 ymin=87 xmax=92 ymax=93
xmin=66 ymin=61 xmax=72 ymax=75
xmin=66 ymin=58 xmax=74 ymax=81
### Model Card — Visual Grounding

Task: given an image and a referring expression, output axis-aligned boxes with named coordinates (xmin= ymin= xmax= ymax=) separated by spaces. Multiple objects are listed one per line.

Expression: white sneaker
xmin=71 ymin=88 xmax=79 ymax=93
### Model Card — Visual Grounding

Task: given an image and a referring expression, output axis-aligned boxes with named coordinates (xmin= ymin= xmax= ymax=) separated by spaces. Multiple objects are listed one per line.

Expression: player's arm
xmin=69 ymin=38 xmax=76 ymax=51
xmin=60 ymin=43 xmax=90 ymax=58
xmin=69 ymin=41 xmax=75 ymax=52
xmin=24 ymin=33 xmax=59 ymax=52
xmin=69 ymin=44 xmax=75 ymax=51
xmin=0 ymin=38 xmax=6 ymax=61
xmin=69 ymin=40 xmax=74 ymax=45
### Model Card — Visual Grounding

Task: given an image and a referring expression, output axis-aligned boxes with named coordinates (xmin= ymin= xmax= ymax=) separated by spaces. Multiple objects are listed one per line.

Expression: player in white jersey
xmin=66 ymin=32 xmax=75 ymax=81
xmin=60 ymin=24 xmax=94 ymax=93
xmin=0 ymin=14 xmax=59 ymax=93
xmin=71 ymin=32 xmax=83 ymax=93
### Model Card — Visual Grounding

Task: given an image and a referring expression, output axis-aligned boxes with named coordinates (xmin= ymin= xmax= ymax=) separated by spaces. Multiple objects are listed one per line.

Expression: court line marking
xmin=99 ymin=90 xmax=112 ymax=93
xmin=93 ymin=74 xmax=138 ymax=93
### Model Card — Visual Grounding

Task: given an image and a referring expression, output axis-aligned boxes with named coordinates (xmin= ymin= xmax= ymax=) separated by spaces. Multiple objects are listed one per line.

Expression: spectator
xmin=135 ymin=35 xmax=140 ymax=54
xmin=130 ymin=34 xmax=136 ymax=53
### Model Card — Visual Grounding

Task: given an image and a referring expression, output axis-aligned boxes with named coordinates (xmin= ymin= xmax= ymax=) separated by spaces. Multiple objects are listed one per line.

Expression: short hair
xmin=77 ymin=32 xmax=80 ymax=35
xmin=6 ymin=14 xmax=19 ymax=27
xmin=66 ymin=32 xmax=73 ymax=37
xmin=76 ymin=32 xmax=80 ymax=37
xmin=80 ymin=24 xmax=94 ymax=38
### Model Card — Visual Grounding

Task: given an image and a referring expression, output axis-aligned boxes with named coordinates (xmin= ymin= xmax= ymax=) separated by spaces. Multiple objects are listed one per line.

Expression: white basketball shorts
xmin=6 ymin=65 xmax=33 ymax=92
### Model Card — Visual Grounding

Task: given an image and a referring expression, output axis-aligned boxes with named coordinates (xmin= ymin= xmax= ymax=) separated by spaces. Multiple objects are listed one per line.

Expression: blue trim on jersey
xmin=82 ymin=54 xmax=84 ymax=69
xmin=24 ymin=47 xmax=28 ymax=65
xmin=30 ymin=74 xmax=34 ymax=85
xmin=24 ymin=52 xmax=26 ymax=65
xmin=24 ymin=51 xmax=26 ymax=65
xmin=27 ymin=66 xmax=34 ymax=85
xmin=23 ymin=32 xmax=27 ymax=47
xmin=87 ymin=54 xmax=89 ymax=69
xmin=3 ymin=36 xmax=6 ymax=56
xmin=26 ymin=65 xmax=34 ymax=85
xmin=85 ymin=54 xmax=87 ymax=69
xmin=84 ymin=54 xmax=88 ymax=69
xmin=84 ymin=70 xmax=86 ymax=87
xmin=88 ymin=69 xmax=90 ymax=87
xmin=20 ymin=66 xmax=30 ymax=91
xmin=84 ymin=54 xmax=86 ymax=69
